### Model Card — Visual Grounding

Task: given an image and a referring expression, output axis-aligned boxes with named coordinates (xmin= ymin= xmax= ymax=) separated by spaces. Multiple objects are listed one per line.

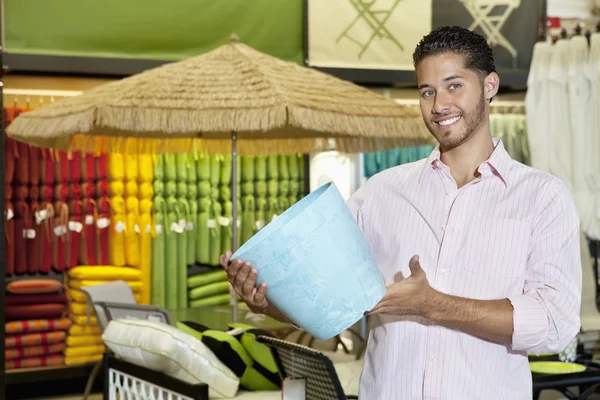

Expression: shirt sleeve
xmin=509 ymin=178 xmax=582 ymax=354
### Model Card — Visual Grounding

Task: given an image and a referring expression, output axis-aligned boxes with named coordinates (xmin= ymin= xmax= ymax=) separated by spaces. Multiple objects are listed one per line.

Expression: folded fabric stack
xmin=363 ymin=145 xmax=435 ymax=178
xmin=4 ymin=279 xmax=71 ymax=370
xmin=187 ymin=266 xmax=231 ymax=308
xmin=64 ymin=266 xmax=143 ymax=365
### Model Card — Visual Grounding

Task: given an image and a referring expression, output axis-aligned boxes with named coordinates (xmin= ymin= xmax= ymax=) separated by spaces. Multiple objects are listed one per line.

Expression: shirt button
xmin=431 ymin=357 xmax=436 ymax=362
xmin=442 ymin=225 xmax=447 ymax=231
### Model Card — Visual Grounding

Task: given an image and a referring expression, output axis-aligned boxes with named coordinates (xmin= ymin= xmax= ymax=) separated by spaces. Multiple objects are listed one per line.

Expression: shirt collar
xmin=418 ymin=138 xmax=511 ymax=187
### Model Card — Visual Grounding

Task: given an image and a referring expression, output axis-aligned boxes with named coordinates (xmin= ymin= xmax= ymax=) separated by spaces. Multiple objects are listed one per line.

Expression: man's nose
xmin=432 ymin=93 xmax=451 ymax=114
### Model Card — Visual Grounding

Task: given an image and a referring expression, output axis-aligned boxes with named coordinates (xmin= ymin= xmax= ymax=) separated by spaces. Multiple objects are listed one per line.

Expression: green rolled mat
xmin=209 ymin=156 xmax=221 ymax=186
xmin=209 ymin=201 xmax=222 ymax=266
xmin=176 ymin=154 xmax=188 ymax=182
xmin=199 ymin=196 xmax=211 ymax=213
xmin=197 ymin=211 xmax=210 ymax=264
xmin=197 ymin=154 xmax=211 ymax=181
xmin=187 ymin=269 xmax=228 ymax=288
xmin=288 ymin=195 xmax=298 ymax=206
xmin=165 ymin=208 xmax=179 ymax=310
xmin=153 ymin=180 xmax=165 ymax=196
xmin=189 ymin=281 xmax=231 ymax=300
xmin=153 ymin=154 xmax=164 ymax=181
xmin=241 ymin=181 xmax=254 ymax=196
xmin=256 ymin=197 xmax=267 ymax=232
xmin=221 ymin=155 xmax=232 ymax=186
xmin=279 ymin=180 xmax=289 ymax=196
xmin=187 ymin=154 xmax=198 ymax=183
xmin=255 ymin=180 xmax=267 ymax=198
xmin=278 ymin=196 xmax=290 ymax=213
xmin=298 ymin=154 xmax=304 ymax=180
xmin=177 ymin=181 xmax=188 ymax=198
xmin=242 ymin=196 xmax=256 ymax=245
xmin=278 ymin=154 xmax=289 ymax=180
xmin=241 ymin=156 xmax=255 ymax=182
xmin=267 ymin=180 xmax=278 ymax=197
xmin=188 ymin=199 xmax=198 ymax=266
xmin=198 ymin=181 xmax=211 ymax=197
xmin=288 ymin=154 xmax=299 ymax=180
xmin=165 ymin=181 xmax=177 ymax=198
xmin=151 ymin=197 xmax=167 ymax=308
xmin=220 ymin=185 xmax=231 ymax=203
xmin=187 ymin=183 xmax=197 ymax=200
xmin=210 ymin=186 xmax=220 ymax=201
xmin=255 ymin=156 xmax=267 ymax=181
xmin=190 ymin=293 xmax=231 ymax=308
xmin=176 ymin=199 xmax=190 ymax=309
xmin=267 ymin=156 xmax=279 ymax=180
xmin=267 ymin=197 xmax=279 ymax=222
xmin=290 ymin=180 xmax=300 ymax=197
xmin=220 ymin=200 xmax=233 ymax=256
xmin=164 ymin=154 xmax=177 ymax=182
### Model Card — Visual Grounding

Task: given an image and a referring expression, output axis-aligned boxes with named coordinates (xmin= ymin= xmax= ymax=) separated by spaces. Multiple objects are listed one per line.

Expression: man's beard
xmin=425 ymin=93 xmax=486 ymax=150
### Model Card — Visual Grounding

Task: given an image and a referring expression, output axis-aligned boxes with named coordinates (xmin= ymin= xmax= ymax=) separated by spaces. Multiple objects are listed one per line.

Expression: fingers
xmin=219 ymin=251 xmax=232 ymax=269
xmin=409 ymin=255 xmax=426 ymax=278
xmin=234 ymin=261 xmax=252 ymax=290
xmin=241 ymin=268 xmax=258 ymax=297
xmin=253 ymin=282 xmax=268 ymax=305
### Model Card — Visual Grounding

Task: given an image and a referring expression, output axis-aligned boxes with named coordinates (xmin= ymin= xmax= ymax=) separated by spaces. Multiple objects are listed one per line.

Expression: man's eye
xmin=449 ymin=83 xmax=462 ymax=90
xmin=421 ymin=90 xmax=434 ymax=98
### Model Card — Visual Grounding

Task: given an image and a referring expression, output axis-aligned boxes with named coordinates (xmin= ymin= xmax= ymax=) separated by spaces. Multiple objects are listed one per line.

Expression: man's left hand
xmin=367 ymin=255 xmax=434 ymax=316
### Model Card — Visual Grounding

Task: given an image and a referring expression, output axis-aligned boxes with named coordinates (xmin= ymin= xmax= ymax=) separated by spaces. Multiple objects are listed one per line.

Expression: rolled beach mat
xmin=230 ymin=182 xmax=385 ymax=341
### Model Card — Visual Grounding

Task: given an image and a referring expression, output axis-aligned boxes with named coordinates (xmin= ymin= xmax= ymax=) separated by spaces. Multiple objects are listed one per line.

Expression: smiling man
xmin=220 ymin=26 xmax=582 ymax=399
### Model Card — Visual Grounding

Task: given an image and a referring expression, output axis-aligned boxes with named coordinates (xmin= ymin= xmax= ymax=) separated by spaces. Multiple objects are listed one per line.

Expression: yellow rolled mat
xmin=66 ymin=335 xmax=104 ymax=347
xmin=65 ymin=354 xmax=103 ymax=366
xmin=68 ymin=266 xmax=142 ymax=281
xmin=64 ymin=345 xmax=105 ymax=357
xmin=71 ymin=315 xmax=98 ymax=325
xmin=68 ymin=279 xmax=142 ymax=291
xmin=69 ymin=324 xmax=101 ymax=336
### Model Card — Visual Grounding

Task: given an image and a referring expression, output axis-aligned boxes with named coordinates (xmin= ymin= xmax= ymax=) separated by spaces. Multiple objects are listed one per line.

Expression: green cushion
xmin=190 ymin=293 xmax=231 ymax=307
xmin=278 ymin=155 xmax=289 ymax=179
xmin=198 ymin=181 xmax=211 ymax=198
xmin=177 ymin=181 xmax=188 ymax=198
xmin=197 ymin=154 xmax=211 ymax=181
xmin=164 ymin=154 xmax=177 ymax=181
xmin=153 ymin=154 xmax=164 ymax=181
xmin=267 ymin=156 xmax=279 ymax=180
xmin=153 ymin=180 xmax=164 ymax=196
xmin=187 ymin=270 xmax=228 ymax=288
xmin=255 ymin=157 xmax=267 ymax=181
xmin=176 ymin=154 xmax=188 ymax=182
xmin=242 ymin=156 xmax=255 ymax=182
xmin=255 ymin=181 xmax=267 ymax=198
xmin=188 ymin=281 xmax=230 ymax=300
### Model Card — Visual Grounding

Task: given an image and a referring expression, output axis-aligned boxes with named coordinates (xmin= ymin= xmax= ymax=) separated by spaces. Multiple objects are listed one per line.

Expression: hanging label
xmin=218 ymin=216 xmax=230 ymax=226
xmin=68 ymin=221 xmax=83 ymax=233
xmin=115 ymin=221 xmax=126 ymax=233
xmin=185 ymin=222 xmax=194 ymax=231
xmin=134 ymin=224 xmax=141 ymax=233
xmin=155 ymin=224 xmax=163 ymax=234
xmin=54 ymin=225 xmax=68 ymax=237
xmin=97 ymin=218 xmax=110 ymax=229
xmin=282 ymin=379 xmax=306 ymax=400
xmin=6 ymin=208 xmax=14 ymax=221
xmin=178 ymin=219 xmax=187 ymax=230
xmin=85 ymin=215 xmax=95 ymax=225
xmin=170 ymin=222 xmax=184 ymax=234
xmin=255 ymin=220 xmax=265 ymax=230
xmin=145 ymin=225 xmax=152 ymax=233
xmin=271 ymin=214 xmax=278 ymax=222
xmin=207 ymin=219 xmax=217 ymax=229
xmin=23 ymin=229 xmax=36 ymax=239
xmin=34 ymin=209 xmax=47 ymax=224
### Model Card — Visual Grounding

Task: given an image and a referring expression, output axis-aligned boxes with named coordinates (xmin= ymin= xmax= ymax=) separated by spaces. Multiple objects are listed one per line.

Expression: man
xmin=220 ymin=26 xmax=582 ymax=399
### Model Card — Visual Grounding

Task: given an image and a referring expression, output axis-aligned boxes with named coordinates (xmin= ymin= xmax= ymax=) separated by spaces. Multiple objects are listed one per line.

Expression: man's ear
xmin=483 ymin=72 xmax=500 ymax=101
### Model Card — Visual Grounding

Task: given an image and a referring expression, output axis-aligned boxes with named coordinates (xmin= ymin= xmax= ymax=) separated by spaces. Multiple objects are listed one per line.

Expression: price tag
xmin=6 ymin=208 xmax=14 ymax=221
xmin=68 ymin=221 xmax=83 ymax=233
xmin=85 ymin=215 xmax=95 ymax=225
xmin=97 ymin=218 xmax=110 ymax=229
xmin=145 ymin=225 xmax=152 ymax=233
xmin=26 ymin=229 xmax=36 ymax=239
xmin=134 ymin=224 xmax=141 ymax=233
xmin=54 ymin=225 xmax=67 ymax=237
xmin=255 ymin=220 xmax=265 ymax=230
xmin=115 ymin=221 xmax=126 ymax=233
xmin=170 ymin=222 xmax=184 ymax=233
xmin=178 ymin=219 xmax=186 ymax=230
xmin=282 ymin=379 xmax=306 ymax=400
xmin=34 ymin=209 xmax=47 ymax=224
xmin=185 ymin=222 xmax=194 ymax=231
xmin=218 ymin=216 xmax=230 ymax=226
xmin=207 ymin=219 xmax=217 ymax=229
xmin=155 ymin=224 xmax=163 ymax=234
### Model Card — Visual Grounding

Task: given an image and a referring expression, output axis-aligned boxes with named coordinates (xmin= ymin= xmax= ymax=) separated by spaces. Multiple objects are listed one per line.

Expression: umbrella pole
xmin=231 ymin=130 xmax=239 ymax=322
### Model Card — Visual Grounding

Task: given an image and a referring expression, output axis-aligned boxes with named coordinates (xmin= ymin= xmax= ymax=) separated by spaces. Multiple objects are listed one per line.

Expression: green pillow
xmin=189 ymin=281 xmax=231 ymax=300
xmin=255 ymin=157 xmax=267 ymax=181
xmin=221 ymin=155 xmax=232 ymax=186
xmin=197 ymin=154 xmax=210 ymax=181
xmin=187 ymin=183 xmax=198 ymax=200
xmin=288 ymin=154 xmax=299 ymax=180
xmin=153 ymin=180 xmax=165 ymax=196
xmin=187 ymin=154 xmax=198 ymax=183
xmin=290 ymin=180 xmax=300 ymax=197
xmin=278 ymin=155 xmax=289 ymax=180
xmin=267 ymin=156 xmax=279 ymax=180
xmin=164 ymin=154 xmax=177 ymax=182
xmin=210 ymin=156 xmax=221 ymax=186
xmin=187 ymin=270 xmax=228 ymax=288
xmin=242 ymin=156 xmax=255 ymax=182
xmin=255 ymin=181 xmax=267 ymax=198
xmin=267 ymin=180 xmax=278 ymax=197
xmin=190 ymin=293 xmax=231 ymax=307
xmin=177 ymin=181 xmax=188 ymax=198
xmin=241 ymin=181 xmax=254 ymax=196
xmin=279 ymin=180 xmax=289 ymax=196
xmin=165 ymin=181 xmax=177 ymax=198
xmin=198 ymin=181 xmax=211 ymax=197
xmin=176 ymin=154 xmax=188 ymax=182
xmin=153 ymin=154 xmax=165 ymax=181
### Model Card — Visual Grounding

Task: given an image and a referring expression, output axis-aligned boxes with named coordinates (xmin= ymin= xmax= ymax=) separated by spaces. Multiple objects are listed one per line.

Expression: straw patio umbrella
xmin=7 ymin=35 xmax=432 ymax=319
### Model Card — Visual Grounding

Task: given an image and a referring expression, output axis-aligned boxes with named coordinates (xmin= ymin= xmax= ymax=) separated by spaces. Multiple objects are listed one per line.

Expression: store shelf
xmin=5 ymin=363 xmax=95 ymax=385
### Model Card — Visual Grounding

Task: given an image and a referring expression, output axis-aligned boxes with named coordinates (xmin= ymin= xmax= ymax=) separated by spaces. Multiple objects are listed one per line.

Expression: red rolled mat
xmin=54 ymin=151 xmax=69 ymax=184
xmin=40 ymin=185 xmax=54 ymax=203
xmin=40 ymin=149 xmax=55 ymax=186
xmin=66 ymin=215 xmax=82 ymax=269
xmin=14 ymin=185 xmax=29 ymax=202
xmin=82 ymin=182 xmax=95 ymax=200
xmin=5 ymin=331 xmax=66 ymax=348
xmin=4 ymin=135 xmax=16 ymax=185
xmin=54 ymin=184 xmax=69 ymax=203
xmin=4 ymin=184 xmax=12 ymax=201
xmin=14 ymin=201 xmax=31 ymax=275
xmin=29 ymin=186 xmax=39 ymax=202
xmin=5 ymin=293 xmax=68 ymax=306
xmin=28 ymin=200 xmax=42 ymax=274
xmin=5 ymin=342 xmax=66 ymax=360
xmin=96 ymin=154 xmax=108 ymax=180
xmin=81 ymin=153 xmax=95 ymax=182
xmin=5 ymin=304 xmax=66 ymax=321
xmin=69 ymin=152 xmax=81 ymax=183
xmin=28 ymin=146 xmax=41 ymax=186
xmin=14 ymin=143 xmax=29 ymax=186
xmin=96 ymin=181 xmax=109 ymax=198
xmin=97 ymin=196 xmax=110 ymax=265
xmin=5 ymin=201 xmax=15 ymax=276
xmin=79 ymin=199 xmax=97 ymax=265
xmin=39 ymin=203 xmax=55 ymax=274
xmin=69 ymin=184 xmax=82 ymax=202
xmin=5 ymin=318 xmax=72 ymax=334
xmin=5 ymin=354 xmax=65 ymax=370
xmin=52 ymin=202 xmax=69 ymax=272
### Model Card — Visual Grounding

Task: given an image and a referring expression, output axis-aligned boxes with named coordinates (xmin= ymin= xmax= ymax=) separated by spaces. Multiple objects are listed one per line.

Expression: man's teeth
xmin=438 ymin=116 xmax=461 ymax=126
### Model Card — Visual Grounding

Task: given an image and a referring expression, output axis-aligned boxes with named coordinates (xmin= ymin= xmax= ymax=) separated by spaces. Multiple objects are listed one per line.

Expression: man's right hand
xmin=219 ymin=251 xmax=269 ymax=315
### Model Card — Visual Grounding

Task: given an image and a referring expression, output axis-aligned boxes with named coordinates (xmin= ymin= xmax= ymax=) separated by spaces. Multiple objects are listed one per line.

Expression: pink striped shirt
xmin=348 ymin=139 xmax=582 ymax=399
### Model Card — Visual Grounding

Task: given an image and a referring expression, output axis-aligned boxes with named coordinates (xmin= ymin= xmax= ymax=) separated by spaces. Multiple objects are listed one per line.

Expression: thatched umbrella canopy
xmin=6 ymin=36 xmax=432 ymax=155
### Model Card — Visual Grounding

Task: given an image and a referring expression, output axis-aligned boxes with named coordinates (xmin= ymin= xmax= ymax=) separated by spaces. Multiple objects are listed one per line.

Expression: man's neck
xmin=440 ymin=129 xmax=495 ymax=188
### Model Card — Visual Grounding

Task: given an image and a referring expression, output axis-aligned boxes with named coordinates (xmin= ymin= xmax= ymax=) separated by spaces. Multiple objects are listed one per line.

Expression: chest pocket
xmin=461 ymin=218 xmax=529 ymax=279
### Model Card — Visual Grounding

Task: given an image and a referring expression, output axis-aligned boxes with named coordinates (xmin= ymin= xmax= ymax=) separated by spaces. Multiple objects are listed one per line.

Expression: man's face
xmin=416 ymin=53 xmax=488 ymax=151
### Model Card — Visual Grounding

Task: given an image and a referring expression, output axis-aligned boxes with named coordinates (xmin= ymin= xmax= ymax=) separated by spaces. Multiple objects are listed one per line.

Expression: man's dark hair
xmin=412 ymin=26 xmax=496 ymax=78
